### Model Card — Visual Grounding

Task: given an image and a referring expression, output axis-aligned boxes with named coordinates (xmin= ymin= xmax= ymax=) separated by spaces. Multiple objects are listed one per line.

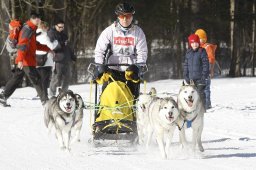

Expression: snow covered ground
xmin=1 ymin=77 xmax=256 ymax=170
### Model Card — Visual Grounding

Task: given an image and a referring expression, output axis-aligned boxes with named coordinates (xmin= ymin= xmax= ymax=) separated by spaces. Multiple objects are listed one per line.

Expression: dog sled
xmin=87 ymin=63 xmax=147 ymax=144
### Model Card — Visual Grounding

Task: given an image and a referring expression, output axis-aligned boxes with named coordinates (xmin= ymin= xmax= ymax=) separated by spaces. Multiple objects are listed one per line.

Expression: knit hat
xmin=188 ymin=34 xmax=200 ymax=47
xmin=195 ymin=29 xmax=207 ymax=43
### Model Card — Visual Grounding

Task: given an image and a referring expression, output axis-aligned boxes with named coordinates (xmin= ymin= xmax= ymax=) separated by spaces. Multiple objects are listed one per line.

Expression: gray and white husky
xmin=137 ymin=87 xmax=157 ymax=144
xmin=177 ymin=81 xmax=205 ymax=152
xmin=44 ymin=89 xmax=77 ymax=151
xmin=71 ymin=93 xmax=85 ymax=143
xmin=146 ymin=97 xmax=180 ymax=159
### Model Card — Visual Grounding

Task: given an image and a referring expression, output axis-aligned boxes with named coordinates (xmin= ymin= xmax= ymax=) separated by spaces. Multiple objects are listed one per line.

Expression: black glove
xmin=126 ymin=64 xmax=140 ymax=81
xmin=93 ymin=64 xmax=108 ymax=80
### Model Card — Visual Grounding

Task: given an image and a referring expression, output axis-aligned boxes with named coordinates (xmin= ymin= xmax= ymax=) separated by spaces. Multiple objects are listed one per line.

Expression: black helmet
xmin=115 ymin=2 xmax=135 ymax=15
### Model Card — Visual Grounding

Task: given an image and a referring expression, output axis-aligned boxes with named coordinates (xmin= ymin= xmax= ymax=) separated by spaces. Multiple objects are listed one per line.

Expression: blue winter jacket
xmin=183 ymin=47 xmax=209 ymax=84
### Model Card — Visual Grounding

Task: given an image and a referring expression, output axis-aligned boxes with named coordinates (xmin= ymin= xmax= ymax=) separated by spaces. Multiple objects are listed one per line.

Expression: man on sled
xmin=93 ymin=2 xmax=148 ymax=99
xmin=90 ymin=2 xmax=148 ymax=142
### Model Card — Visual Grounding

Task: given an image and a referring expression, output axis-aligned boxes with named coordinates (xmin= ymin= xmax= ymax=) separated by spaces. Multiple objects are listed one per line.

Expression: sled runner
xmin=87 ymin=63 xmax=147 ymax=143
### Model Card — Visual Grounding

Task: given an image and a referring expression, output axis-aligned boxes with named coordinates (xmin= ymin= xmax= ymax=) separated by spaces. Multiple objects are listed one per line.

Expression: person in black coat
xmin=183 ymin=34 xmax=209 ymax=108
xmin=48 ymin=19 xmax=76 ymax=97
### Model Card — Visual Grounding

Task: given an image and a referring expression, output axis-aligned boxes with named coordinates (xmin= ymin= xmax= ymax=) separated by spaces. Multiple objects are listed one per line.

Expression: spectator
xmin=48 ymin=20 xmax=76 ymax=97
xmin=94 ymin=2 xmax=148 ymax=98
xmin=36 ymin=21 xmax=58 ymax=98
xmin=183 ymin=34 xmax=209 ymax=109
xmin=0 ymin=12 xmax=50 ymax=107
xmin=195 ymin=29 xmax=217 ymax=109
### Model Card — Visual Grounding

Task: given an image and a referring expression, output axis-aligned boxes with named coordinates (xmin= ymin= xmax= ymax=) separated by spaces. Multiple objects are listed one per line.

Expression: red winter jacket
xmin=15 ymin=20 xmax=49 ymax=66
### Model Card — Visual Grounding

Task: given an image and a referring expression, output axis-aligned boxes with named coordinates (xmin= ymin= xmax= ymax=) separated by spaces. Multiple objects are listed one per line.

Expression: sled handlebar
xmin=87 ymin=63 xmax=148 ymax=76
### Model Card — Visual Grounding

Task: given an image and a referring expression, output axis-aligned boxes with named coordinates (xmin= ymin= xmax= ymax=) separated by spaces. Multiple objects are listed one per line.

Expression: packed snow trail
xmin=1 ymin=77 xmax=256 ymax=170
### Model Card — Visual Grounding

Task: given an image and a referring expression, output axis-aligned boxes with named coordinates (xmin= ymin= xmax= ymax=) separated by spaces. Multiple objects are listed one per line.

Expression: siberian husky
xmin=146 ymin=97 xmax=180 ymax=159
xmin=137 ymin=87 xmax=156 ymax=144
xmin=44 ymin=89 xmax=77 ymax=151
xmin=177 ymin=81 xmax=205 ymax=152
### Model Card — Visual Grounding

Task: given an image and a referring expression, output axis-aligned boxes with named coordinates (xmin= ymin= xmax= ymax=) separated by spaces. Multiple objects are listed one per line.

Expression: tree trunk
xmin=0 ymin=0 xmax=11 ymax=86
xmin=252 ymin=0 xmax=256 ymax=76
xmin=175 ymin=3 xmax=182 ymax=79
xmin=229 ymin=0 xmax=241 ymax=77
xmin=10 ymin=0 xmax=15 ymax=18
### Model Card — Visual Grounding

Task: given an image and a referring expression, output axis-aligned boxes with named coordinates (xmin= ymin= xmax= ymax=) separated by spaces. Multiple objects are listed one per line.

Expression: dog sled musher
xmin=87 ymin=62 xmax=148 ymax=144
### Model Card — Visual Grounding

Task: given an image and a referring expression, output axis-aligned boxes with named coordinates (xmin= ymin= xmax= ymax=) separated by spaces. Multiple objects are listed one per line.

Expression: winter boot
xmin=0 ymin=92 xmax=10 ymax=107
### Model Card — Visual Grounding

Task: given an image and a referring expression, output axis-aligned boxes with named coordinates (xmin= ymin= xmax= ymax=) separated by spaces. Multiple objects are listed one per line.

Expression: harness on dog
xmin=186 ymin=115 xmax=198 ymax=128
xmin=59 ymin=114 xmax=71 ymax=125
xmin=175 ymin=120 xmax=186 ymax=131
xmin=180 ymin=110 xmax=198 ymax=129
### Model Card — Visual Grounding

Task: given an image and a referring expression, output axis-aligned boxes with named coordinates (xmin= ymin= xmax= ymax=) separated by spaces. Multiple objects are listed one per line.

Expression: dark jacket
xmin=47 ymin=27 xmax=68 ymax=63
xmin=64 ymin=45 xmax=76 ymax=62
xmin=16 ymin=20 xmax=49 ymax=66
xmin=183 ymin=47 xmax=209 ymax=84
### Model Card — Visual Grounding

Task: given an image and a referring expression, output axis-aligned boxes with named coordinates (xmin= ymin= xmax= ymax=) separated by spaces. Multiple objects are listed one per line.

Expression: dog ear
xmin=190 ymin=80 xmax=195 ymax=86
xmin=182 ymin=80 xmax=187 ymax=86
xmin=58 ymin=88 xmax=63 ymax=94
xmin=150 ymin=87 xmax=157 ymax=96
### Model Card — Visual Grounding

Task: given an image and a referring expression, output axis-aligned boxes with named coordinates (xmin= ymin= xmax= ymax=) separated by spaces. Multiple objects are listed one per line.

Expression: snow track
xmin=1 ymin=78 xmax=256 ymax=170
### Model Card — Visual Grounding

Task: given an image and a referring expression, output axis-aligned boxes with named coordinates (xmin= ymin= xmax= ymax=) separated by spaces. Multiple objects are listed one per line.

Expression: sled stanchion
xmin=89 ymin=80 xmax=94 ymax=131
xmin=94 ymin=82 xmax=98 ymax=122
xmin=144 ymin=80 xmax=147 ymax=94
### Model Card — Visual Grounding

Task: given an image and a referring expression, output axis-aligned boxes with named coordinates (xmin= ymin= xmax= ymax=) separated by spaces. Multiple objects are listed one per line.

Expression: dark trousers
xmin=3 ymin=66 xmax=48 ymax=102
xmin=37 ymin=66 xmax=52 ymax=97
xmin=49 ymin=63 xmax=71 ymax=96
xmin=194 ymin=80 xmax=206 ymax=110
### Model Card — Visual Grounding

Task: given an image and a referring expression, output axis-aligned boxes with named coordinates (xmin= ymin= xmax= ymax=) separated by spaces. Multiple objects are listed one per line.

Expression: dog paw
xmin=199 ymin=146 xmax=204 ymax=152
xmin=161 ymin=154 xmax=167 ymax=160
xmin=180 ymin=143 xmax=189 ymax=150
xmin=65 ymin=147 xmax=71 ymax=153
xmin=60 ymin=146 xmax=66 ymax=151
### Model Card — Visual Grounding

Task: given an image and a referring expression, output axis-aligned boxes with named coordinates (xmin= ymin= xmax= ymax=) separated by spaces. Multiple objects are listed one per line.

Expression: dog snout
xmin=188 ymin=95 xmax=192 ymax=100
xmin=168 ymin=111 xmax=173 ymax=117
xmin=66 ymin=102 xmax=70 ymax=106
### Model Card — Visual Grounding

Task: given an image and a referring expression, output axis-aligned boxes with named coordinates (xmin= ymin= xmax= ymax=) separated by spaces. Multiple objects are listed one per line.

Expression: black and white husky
xmin=177 ymin=81 xmax=205 ymax=152
xmin=44 ymin=89 xmax=77 ymax=151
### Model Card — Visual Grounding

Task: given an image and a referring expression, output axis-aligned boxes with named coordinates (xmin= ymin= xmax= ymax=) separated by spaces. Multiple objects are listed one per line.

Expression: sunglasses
xmin=118 ymin=13 xmax=133 ymax=19
xmin=57 ymin=25 xmax=64 ymax=29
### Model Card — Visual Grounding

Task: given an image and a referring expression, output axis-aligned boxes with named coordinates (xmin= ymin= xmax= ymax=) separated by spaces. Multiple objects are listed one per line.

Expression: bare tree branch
xmin=21 ymin=0 xmax=67 ymax=11
xmin=1 ymin=0 xmax=11 ymax=20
